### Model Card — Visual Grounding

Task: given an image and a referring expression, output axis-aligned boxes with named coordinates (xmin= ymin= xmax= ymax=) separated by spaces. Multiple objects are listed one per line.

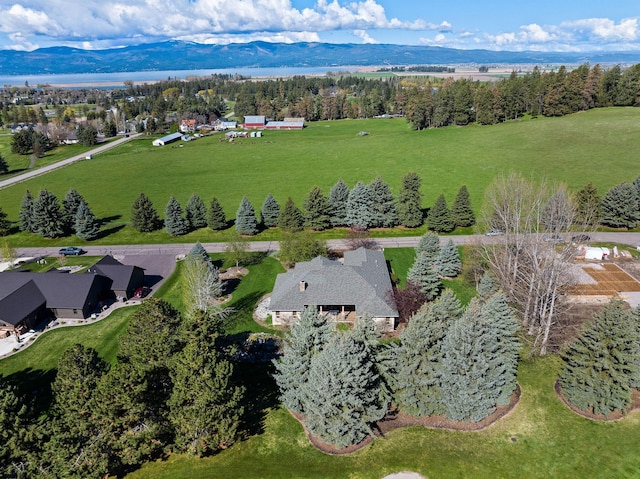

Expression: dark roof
xmin=89 ymin=256 xmax=144 ymax=292
xmin=270 ymin=248 xmax=398 ymax=318
xmin=0 ymin=279 xmax=46 ymax=326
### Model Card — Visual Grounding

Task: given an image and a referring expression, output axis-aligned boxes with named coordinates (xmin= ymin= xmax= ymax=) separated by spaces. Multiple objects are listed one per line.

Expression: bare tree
xmin=479 ymin=173 xmax=579 ymax=355
xmin=182 ymin=254 xmax=224 ymax=317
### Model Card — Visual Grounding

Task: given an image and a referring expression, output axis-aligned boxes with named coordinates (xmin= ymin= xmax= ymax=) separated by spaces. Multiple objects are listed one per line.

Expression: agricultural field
xmin=0 ymin=107 xmax=639 ymax=248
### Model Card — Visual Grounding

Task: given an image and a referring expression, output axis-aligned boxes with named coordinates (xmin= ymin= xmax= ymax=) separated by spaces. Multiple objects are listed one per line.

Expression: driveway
xmin=119 ymin=254 xmax=177 ymax=293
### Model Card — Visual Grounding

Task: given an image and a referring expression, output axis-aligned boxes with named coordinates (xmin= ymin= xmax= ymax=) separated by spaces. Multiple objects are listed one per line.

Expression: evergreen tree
xmin=62 ymin=188 xmax=85 ymax=234
xmin=329 ymin=178 xmax=350 ymax=227
xmin=368 ymin=176 xmax=398 ymax=228
xmin=207 ymin=197 xmax=227 ymax=230
xmin=303 ymin=185 xmax=332 ymax=231
xmin=0 ymin=207 xmax=10 ymax=236
xmin=164 ymin=196 xmax=188 ymax=236
xmin=435 ymin=240 xmax=462 ymax=278
xmin=19 ymin=189 xmax=36 ymax=233
xmin=278 ymin=197 xmax=304 ymax=232
xmin=185 ymin=193 xmax=207 ymax=231
xmin=0 ymin=379 xmax=31 ymax=474
xmin=558 ymin=300 xmax=640 ymax=417
xmin=345 ymin=180 xmax=374 ymax=228
xmin=169 ymin=311 xmax=244 ymax=456
xmin=75 ymin=201 xmax=100 ymax=241
xmin=235 ymin=196 xmax=258 ymax=235
xmin=131 ymin=193 xmax=160 ymax=233
xmin=301 ymin=331 xmax=387 ymax=448
xmin=273 ymin=307 xmax=333 ymax=413
xmin=415 ymin=232 xmax=440 ymax=263
xmin=0 ymin=154 xmax=8 ymax=174
xmin=477 ymin=271 xmax=499 ymax=299
xmin=260 ymin=193 xmax=280 ymax=228
xmin=451 ymin=185 xmax=475 ymax=227
xmin=426 ymin=194 xmax=455 ymax=233
xmin=397 ymin=172 xmax=423 ymax=228
xmin=575 ymin=182 xmax=601 ymax=227
xmin=394 ymin=291 xmax=462 ymax=416
xmin=600 ymin=182 xmax=640 ymax=229
xmin=33 ymin=188 xmax=65 ymax=238
xmin=407 ymin=252 xmax=442 ymax=300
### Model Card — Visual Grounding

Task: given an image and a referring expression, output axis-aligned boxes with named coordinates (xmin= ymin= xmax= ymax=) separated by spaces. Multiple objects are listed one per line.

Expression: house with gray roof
xmin=87 ymin=256 xmax=144 ymax=300
xmin=269 ymin=248 xmax=398 ymax=331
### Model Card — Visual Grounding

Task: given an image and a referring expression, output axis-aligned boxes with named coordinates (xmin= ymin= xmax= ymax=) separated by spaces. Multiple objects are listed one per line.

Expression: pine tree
xmin=407 ymin=252 xmax=442 ymax=300
xmin=600 ymin=182 xmax=640 ymax=229
xmin=369 ymin=176 xmax=398 ymax=228
xmin=273 ymin=307 xmax=334 ymax=413
xmin=345 ymin=180 xmax=374 ymax=228
xmin=435 ymin=240 xmax=462 ymax=278
xmin=235 ymin=196 xmax=258 ymax=235
xmin=19 ymin=189 xmax=36 ymax=233
xmin=558 ymin=300 xmax=640 ymax=417
xmin=301 ymin=332 xmax=387 ymax=448
xmin=207 ymin=197 xmax=227 ymax=230
xmin=169 ymin=311 xmax=244 ymax=456
xmin=427 ymin=194 xmax=455 ymax=233
xmin=75 ymin=201 xmax=100 ymax=241
xmin=185 ymin=193 xmax=207 ymax=231
xmin=329 ymin=179 xmax=350 ymax=227
xmin=303 ymin=185 xmax=332 ymax=231
xmin=260 ymin=193 xmax=280 ymax=228
xmin=397 ymin=172 xmax=423 ymax=228
xmin=131 ymin=193 xmax=160 ymax=233
xmin=451 ymin=185 xmax=475 ymax=227
xmin=415 ymin=232 xmax=440 ymax=263
xmin=0 ymin=379 xmax=31 ymax=472
xmin=576 ymin=182 xmax=601 ymax=227
xmin=62 ymin=188 xmax=85 ymax=234
xmin=33 ymin=188 xmax=65 ymax=238
xmin=164 ymin=196 xmax=188 ymax=236
xmin=477 ymin=271 xmax=499 ymax=299
xmin=0 ymin=154 xmax=8 ymax=174
xmin=278 ymin=197 xmax=304 ymax=232
xmin=0 ymin=207 xmax=9 ymax=236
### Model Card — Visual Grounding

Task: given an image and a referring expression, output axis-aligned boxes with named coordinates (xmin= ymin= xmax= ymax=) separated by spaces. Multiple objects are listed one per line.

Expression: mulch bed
xmin=555 ymin=382 xmax=640 ymax=421
xmin=292 ymin=384 xmax=522 ymax=455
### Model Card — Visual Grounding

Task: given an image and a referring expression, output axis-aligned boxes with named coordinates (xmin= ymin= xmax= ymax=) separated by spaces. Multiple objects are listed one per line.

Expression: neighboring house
xmin=0 ymin=256 xmax=145 ymax=335
xmin=179 ymin=118 xmax=197 ymax=133
xmin=152 ymin=132 xmax=182 ymax=146
xmin=269 ymin=248 xmax=398 ymax=332
xmin=243 ymin=115 xmax=266 ymax=129
xmin=60 ymin=130 xmax=79 ymax=145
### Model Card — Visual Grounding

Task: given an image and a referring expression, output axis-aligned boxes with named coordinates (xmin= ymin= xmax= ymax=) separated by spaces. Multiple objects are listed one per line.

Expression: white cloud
xmin=353 ymin=29 xmax=377 ymax=44
xmin=562 ymin=17 xmax=638 ymax=41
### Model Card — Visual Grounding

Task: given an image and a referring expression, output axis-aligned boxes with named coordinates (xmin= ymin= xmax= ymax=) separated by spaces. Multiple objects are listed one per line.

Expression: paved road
xmin=0 ymin=133 xmax=142 ymax=190
xmin=14 ymin=232 xmax=640 ymax=259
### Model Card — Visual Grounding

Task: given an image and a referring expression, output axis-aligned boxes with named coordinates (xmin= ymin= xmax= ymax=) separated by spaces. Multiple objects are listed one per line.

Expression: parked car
xmin=133 ymin=286 xmax=151 ymax=298
xmin=543 ymin=234 xmax=564 ymax=243
xmin=58 ymin=246 xmax=84 ymax=256
xmin=485 ymin=230 xmax=504 ymax=236
xmin=571 ymin=234 xmax=591 ymax=243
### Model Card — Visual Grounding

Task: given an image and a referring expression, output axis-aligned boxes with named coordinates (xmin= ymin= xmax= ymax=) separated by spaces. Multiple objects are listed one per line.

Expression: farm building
xmin=152 ymin=132 xmax=182 ymax=146
xmin=243 ymin=115 xmax=266 ymax=129
xmin=265 ymin=119 xmax=304 ymax=130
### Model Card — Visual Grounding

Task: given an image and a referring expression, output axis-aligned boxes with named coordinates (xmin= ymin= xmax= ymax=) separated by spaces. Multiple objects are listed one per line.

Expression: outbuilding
xmin=152 ymin=132 xmax=182 ymax=146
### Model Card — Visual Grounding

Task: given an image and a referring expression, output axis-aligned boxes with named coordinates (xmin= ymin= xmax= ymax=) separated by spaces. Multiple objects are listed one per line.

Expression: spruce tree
xmin=207 ymin=196 xmax=227 ymax=230
xmin=477 ymin=271 xmax=499 ymax=299
xmin=131 ymin=193 xmax=160 ymax=233
xmin=329 ymin=178 xmax=350 ymax=227
xmin=164 ymin=196 xmax=188 ymax=236
xmin=235 ymin=196 xmax=258 ymax=235
xmin=301 ymin=332 xmax=387 ymax=448
xmin=185 ymin=193 xmax=207 ymax=231
xmin=260 ymin=193 xmax=280 ymax=228
xmin=369 ymin=176 xmax=398 ymax=228
xmin=62 ymin=188 xmax=85 ymax=234
xmin=278 ymin=197 xmax=304 ymax=232
xmin=558 ymin=300 xmax=640 ymax=417
xmin=19 ymin=189 xmax=36 ymax=233
xmin=407 ymin=252 xmax=442 ymax=300
xmin=575 ymin=182 xmax=601 ymax=227
xmin=600 ymin=182 xmax=640 ymax=229
xmin=427 ymin=193 xmax=455 ymax=233
xmin=415 ymin=232 xmax=440 ymax=263
xmin=435 ymin=240 xmax=462 ymax=278
xmin=397 ymin=172 xmax=423 ymax=228
xmin=0 ymin=154 xmax=8 ymax=174
xmin=451 ymin=185 xmax=475 ymax=227
xmin=345 ymin=180 xmax=374 ymax=228
xmin=75 ymin=201 xmax=100 ymax=241
xmin=0 ymin=207 xmax=9 ymax=236
xmin=303 ymin=185 xmax=332 ymax=231
xmin=273 ymin=307 xmax=334 ymax=413
xmin=0 ymin=379 xmax=31 ymax=472
xmin=33 ymin=188 xmax=65 ymax=238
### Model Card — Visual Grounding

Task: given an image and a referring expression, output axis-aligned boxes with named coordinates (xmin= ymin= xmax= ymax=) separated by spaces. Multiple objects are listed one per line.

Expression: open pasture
xmin=0 ymin=107 xmax=639 ymax=245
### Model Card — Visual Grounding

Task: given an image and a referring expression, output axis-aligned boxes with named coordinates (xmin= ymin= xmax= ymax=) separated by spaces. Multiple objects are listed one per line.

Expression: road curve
xmin=0 ymin=133 xmax=142 ymax=190
xmin=14 ymin=232 xmax=640 ymax=260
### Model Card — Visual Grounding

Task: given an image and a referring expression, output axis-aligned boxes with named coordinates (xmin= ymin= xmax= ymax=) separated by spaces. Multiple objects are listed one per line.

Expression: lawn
xmin=1 ymin=107 xmax=640 ymax=246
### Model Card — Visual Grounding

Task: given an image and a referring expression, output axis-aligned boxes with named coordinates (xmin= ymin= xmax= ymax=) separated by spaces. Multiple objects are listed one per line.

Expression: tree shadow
xmin=95 ymin=224 xmax=125 ymax=240
xmin=3 ymin=367 xmax=57 ymax=415
xmin=99 ymin=214 xmax=122 ymax=227
xmin=222 ymin=277 xmax=241 ymax=296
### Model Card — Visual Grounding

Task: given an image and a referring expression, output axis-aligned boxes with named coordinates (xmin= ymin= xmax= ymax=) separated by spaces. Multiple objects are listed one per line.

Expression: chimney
xmin=299 ymin=281 xmax=306 ymax=292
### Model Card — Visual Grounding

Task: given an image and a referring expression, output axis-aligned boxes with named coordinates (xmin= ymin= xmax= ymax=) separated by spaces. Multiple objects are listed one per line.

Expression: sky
xmin=0 ymin=0 xmax=638 ymax=53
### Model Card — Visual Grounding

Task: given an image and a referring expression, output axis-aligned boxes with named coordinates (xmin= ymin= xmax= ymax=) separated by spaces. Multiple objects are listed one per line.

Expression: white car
xmin=485 ymin=230 xmax=504 ymax=236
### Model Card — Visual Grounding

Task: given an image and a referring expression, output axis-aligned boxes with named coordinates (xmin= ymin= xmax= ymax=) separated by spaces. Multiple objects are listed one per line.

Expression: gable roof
xmin=270 ymin=248 xmax=398 ymax=318
xmin=89 ymin=256 xmax=144 ymax=292
xmin=0 ymin=279 xmax=46 ymax=326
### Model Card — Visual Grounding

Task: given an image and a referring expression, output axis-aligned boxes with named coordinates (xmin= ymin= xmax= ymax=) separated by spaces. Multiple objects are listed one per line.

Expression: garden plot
xmin=571 ymin=263 xmax=640 ymax=296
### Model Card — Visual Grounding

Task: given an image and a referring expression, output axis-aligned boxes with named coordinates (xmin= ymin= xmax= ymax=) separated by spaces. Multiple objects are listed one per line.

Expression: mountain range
xmin=1 ymin=41 xmax=639 ymax=76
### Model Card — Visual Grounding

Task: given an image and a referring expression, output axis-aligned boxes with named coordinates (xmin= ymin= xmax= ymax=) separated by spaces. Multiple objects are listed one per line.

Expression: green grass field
xmin=1 ymin=107 xmax=639 ymax=246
